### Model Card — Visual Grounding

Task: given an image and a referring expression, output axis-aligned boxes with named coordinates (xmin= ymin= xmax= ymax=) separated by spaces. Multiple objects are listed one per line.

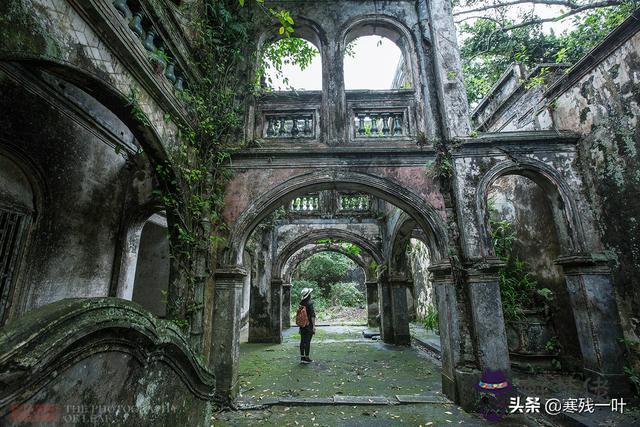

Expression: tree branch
xmin=497 ymin=1 xmax=623 ymax=32
xmin=453 ymin=0 xmax=582 ymax=16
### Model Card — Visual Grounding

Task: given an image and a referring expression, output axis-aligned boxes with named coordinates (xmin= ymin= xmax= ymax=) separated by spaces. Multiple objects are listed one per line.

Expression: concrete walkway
xmin=213 ymin=325 xmax=483 ymax=426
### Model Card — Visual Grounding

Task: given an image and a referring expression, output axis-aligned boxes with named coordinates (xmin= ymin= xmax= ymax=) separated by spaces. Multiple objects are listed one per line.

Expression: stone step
xmin=235 ymin=393 xmax=450 ymax=409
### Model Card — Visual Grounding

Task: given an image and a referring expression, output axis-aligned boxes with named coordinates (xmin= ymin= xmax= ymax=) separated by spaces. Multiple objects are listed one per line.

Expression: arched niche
xmin=0 ymin=148 xmax=42 ymax=325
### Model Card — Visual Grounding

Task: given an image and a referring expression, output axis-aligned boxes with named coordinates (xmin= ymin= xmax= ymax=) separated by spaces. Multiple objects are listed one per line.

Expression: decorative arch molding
xmin=257 ymin=16 xmax=327 ymax=52
xmin=273 ymin=228 xmax=383 ymax=281
xmin=225 ymin=170 xmax=449 ymax=266
xmin=340 ymin=13 xmax=419 ymax=53
xmin=475 ymin=158 xmax=588 ymax=257
xmin=0 ymin=298 xmax=215 ymax=422
xmin=387 ymin=211 xmax=432 ymax=277
xmin=0 ymin=57 xmax=172 ymax=167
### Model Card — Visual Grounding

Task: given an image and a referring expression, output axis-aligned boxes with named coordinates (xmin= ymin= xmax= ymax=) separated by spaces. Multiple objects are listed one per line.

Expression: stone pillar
xmin=422 ymin=0 xmax=471 ymax=138
xmin=389 ymin=275 xmax=412 ymax=346
xmin=430 ymin=263 xmax=460 ymax=401
xmin=211 ymin=266 xmax=246 ymax=403
xmin=270 ymin=279 xmax=283 ymax=343
xmin=365 ymin=281 xmax=379 ymax=328
xmin=282 ymin=282 xmax=291 ymax=329
xmin=377 ymin=273 xmax=394 ymax=343
xmin=556 ymin=255 xmax=629 ymax=395
xmin=466 ymin=259 xmax=510 ymax=373
xmin=322 ymin=40 xmax=346 ymax=145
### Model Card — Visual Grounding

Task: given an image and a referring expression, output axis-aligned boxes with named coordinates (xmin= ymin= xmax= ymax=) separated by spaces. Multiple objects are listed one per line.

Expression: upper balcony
xmin=249 ymin=29 xmax=430 ymax=149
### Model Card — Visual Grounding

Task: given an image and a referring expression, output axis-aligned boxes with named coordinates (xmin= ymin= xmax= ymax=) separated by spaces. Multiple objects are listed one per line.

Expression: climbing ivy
xmin=152 ymin=0 xmax=311 ymax=344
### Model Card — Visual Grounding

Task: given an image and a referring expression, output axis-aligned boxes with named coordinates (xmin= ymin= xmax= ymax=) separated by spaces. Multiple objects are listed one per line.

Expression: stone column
xmin=322 ymin=39 xmax=347 ymax=145
xmin=365 ymin=281 xmax=379 ymax=328
xmin=211 ymin=266 xmax=247 ymax=403
xmin=389 ymin=275 xmax=412 ymax=346
xmin=466 ymin=259 xmax=510 ymax=373
xmin=430 ymin=263 xmax=460 ymax=401
xmin=422 ymin=0 xmax=471 ymax=138
xmin=556 ymin=255 xmax=629 ymax=395
xmin=282 ymin=282 xmax=291 ymax=329
xmin=377 ymin=273 xmax=394 ymax=343
xmin=270 ymin=279 xmax=283 ymax=343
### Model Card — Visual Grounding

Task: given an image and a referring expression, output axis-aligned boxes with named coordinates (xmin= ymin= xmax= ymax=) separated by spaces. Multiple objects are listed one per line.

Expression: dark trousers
xmin=300 ymin=329 xmax=313 ymax=357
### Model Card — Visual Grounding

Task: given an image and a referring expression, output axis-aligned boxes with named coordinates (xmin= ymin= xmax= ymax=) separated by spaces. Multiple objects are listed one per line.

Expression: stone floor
xmin=212 ymin=325 xmax=485 ymax=426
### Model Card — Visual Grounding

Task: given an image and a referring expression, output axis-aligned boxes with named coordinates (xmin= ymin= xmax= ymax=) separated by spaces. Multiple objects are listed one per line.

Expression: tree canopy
xmin=454 ymin=0 xmax=638 ymax=104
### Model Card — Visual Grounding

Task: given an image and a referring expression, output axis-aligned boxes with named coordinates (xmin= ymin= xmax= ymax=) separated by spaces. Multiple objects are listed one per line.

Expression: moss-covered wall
xmin=546 ymin=29 xmax=640 ymax=339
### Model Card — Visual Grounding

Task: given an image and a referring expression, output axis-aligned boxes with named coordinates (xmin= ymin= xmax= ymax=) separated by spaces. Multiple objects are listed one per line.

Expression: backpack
xmin=295 ymin=304 xmax=309 ymax=327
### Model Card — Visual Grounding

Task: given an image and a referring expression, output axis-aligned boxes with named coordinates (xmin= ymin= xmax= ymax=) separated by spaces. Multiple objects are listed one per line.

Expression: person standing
xmin=297 ymin=287 xmax=316 ymax=364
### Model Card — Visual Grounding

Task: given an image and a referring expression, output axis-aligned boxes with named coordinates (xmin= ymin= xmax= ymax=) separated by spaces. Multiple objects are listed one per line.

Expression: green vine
xmin=149 ymin=0 xmax=308 ymax=348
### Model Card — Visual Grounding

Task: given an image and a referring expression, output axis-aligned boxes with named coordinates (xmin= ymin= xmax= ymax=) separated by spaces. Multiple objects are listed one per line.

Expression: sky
xmin=266 ymin=36 xmax=402 ymax=91
xmin=265 ymin=5 xmax=578 ymax=91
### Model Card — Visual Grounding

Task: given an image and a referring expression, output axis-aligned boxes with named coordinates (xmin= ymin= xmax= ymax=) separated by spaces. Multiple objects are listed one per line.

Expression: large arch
xmin=282 ymin=244 xmax=373 ymax=284
xmin=273 ymin=228 xmax=383 ymax=282
xmin=475 ymin=158 xmax=588 ymax=257
xmin=225 ymin=170 xmax=448 ymax=267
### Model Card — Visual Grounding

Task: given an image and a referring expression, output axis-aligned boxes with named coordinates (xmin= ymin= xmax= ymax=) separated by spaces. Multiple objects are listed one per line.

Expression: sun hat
xmin=301 ymin=287 xmax=313 ymax=300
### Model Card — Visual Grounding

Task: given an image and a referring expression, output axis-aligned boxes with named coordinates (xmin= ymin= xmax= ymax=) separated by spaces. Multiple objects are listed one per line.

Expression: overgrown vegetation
xmin=422 ymin=304 xmax=439 ymax=333
xmin=151 ymin=0 xmax=311 ymax=347
xmin=457 ymin=1 xmax=638 ymax=104
xmin=295 ymin=251 xmax=356 ymax=297
xmin=488 ymin=199 xmax=553 ymax=321
xmin=290 ymin=252 xmax=367 ymax=324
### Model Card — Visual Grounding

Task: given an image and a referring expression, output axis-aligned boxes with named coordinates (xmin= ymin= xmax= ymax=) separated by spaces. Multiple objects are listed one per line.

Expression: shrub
xmin=328 ymin=282 xmax=365 ymax=307
xmin=422 ymin=304 xmax=439 ymax=333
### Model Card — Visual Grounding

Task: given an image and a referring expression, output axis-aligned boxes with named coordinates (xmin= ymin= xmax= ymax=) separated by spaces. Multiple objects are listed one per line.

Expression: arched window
xmin=344 ymin=35 xmax=411 ymax=90
xmin=261 ymin=37 xmax=322 ymax=91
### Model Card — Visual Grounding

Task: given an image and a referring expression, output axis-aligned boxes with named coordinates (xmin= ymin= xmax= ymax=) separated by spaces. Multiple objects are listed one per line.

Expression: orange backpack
xmin=295 ymin=304 xmax=309 ymax=327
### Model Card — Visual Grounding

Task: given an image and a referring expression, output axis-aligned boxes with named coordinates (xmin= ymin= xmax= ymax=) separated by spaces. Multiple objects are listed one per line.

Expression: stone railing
xmin=112 ymin=0 xmax=187 ymax=92
xmin=289 ymin=194 xmax=320 ymax=213
xmin=338 ymin=193 xmax=370 ymax=212
xmin=265 ymin=114 xmax=315 ymax=139
xmin=254 ymin=91 xmax=321 ymax=142
xmin=347 ymin=90 xmax=415 ymax=142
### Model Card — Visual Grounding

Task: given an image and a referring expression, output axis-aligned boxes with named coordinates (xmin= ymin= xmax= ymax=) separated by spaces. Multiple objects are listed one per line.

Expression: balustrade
xmin=111 ymin=0 xmax=186 ymax=92
xmin=338 ymin=194 xmax=370 ymax=211
xmin=354 ymin=111 xmax=405 ymax=138
xmin=265 ymin=114 xmax=315 ymax=139
xmin=289 ymin=194 xmax=320 ymax=212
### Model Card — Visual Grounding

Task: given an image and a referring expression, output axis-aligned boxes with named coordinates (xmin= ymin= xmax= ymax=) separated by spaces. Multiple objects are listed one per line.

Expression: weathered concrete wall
xmin=0 ymin=69 xmax=133 ymax=316
xmin=471 ymin=12 xmax=640 ymax=342
xmin=542 ymin=23 xmax=640 ymax=337
xmin=247 ymin=226 xmax=276 ymax=342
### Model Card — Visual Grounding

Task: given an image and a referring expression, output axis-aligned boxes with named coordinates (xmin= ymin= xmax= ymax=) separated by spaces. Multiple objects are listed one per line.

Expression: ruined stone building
xmin=0 ymin=0 xmax=639 ymax=425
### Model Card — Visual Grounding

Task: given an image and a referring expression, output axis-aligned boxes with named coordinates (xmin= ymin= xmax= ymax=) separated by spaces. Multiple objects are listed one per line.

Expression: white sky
xmin=266 ymin=5 xmax=579 ymax=91
xmin=266 ymin=36 xmax=402 ymax=91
